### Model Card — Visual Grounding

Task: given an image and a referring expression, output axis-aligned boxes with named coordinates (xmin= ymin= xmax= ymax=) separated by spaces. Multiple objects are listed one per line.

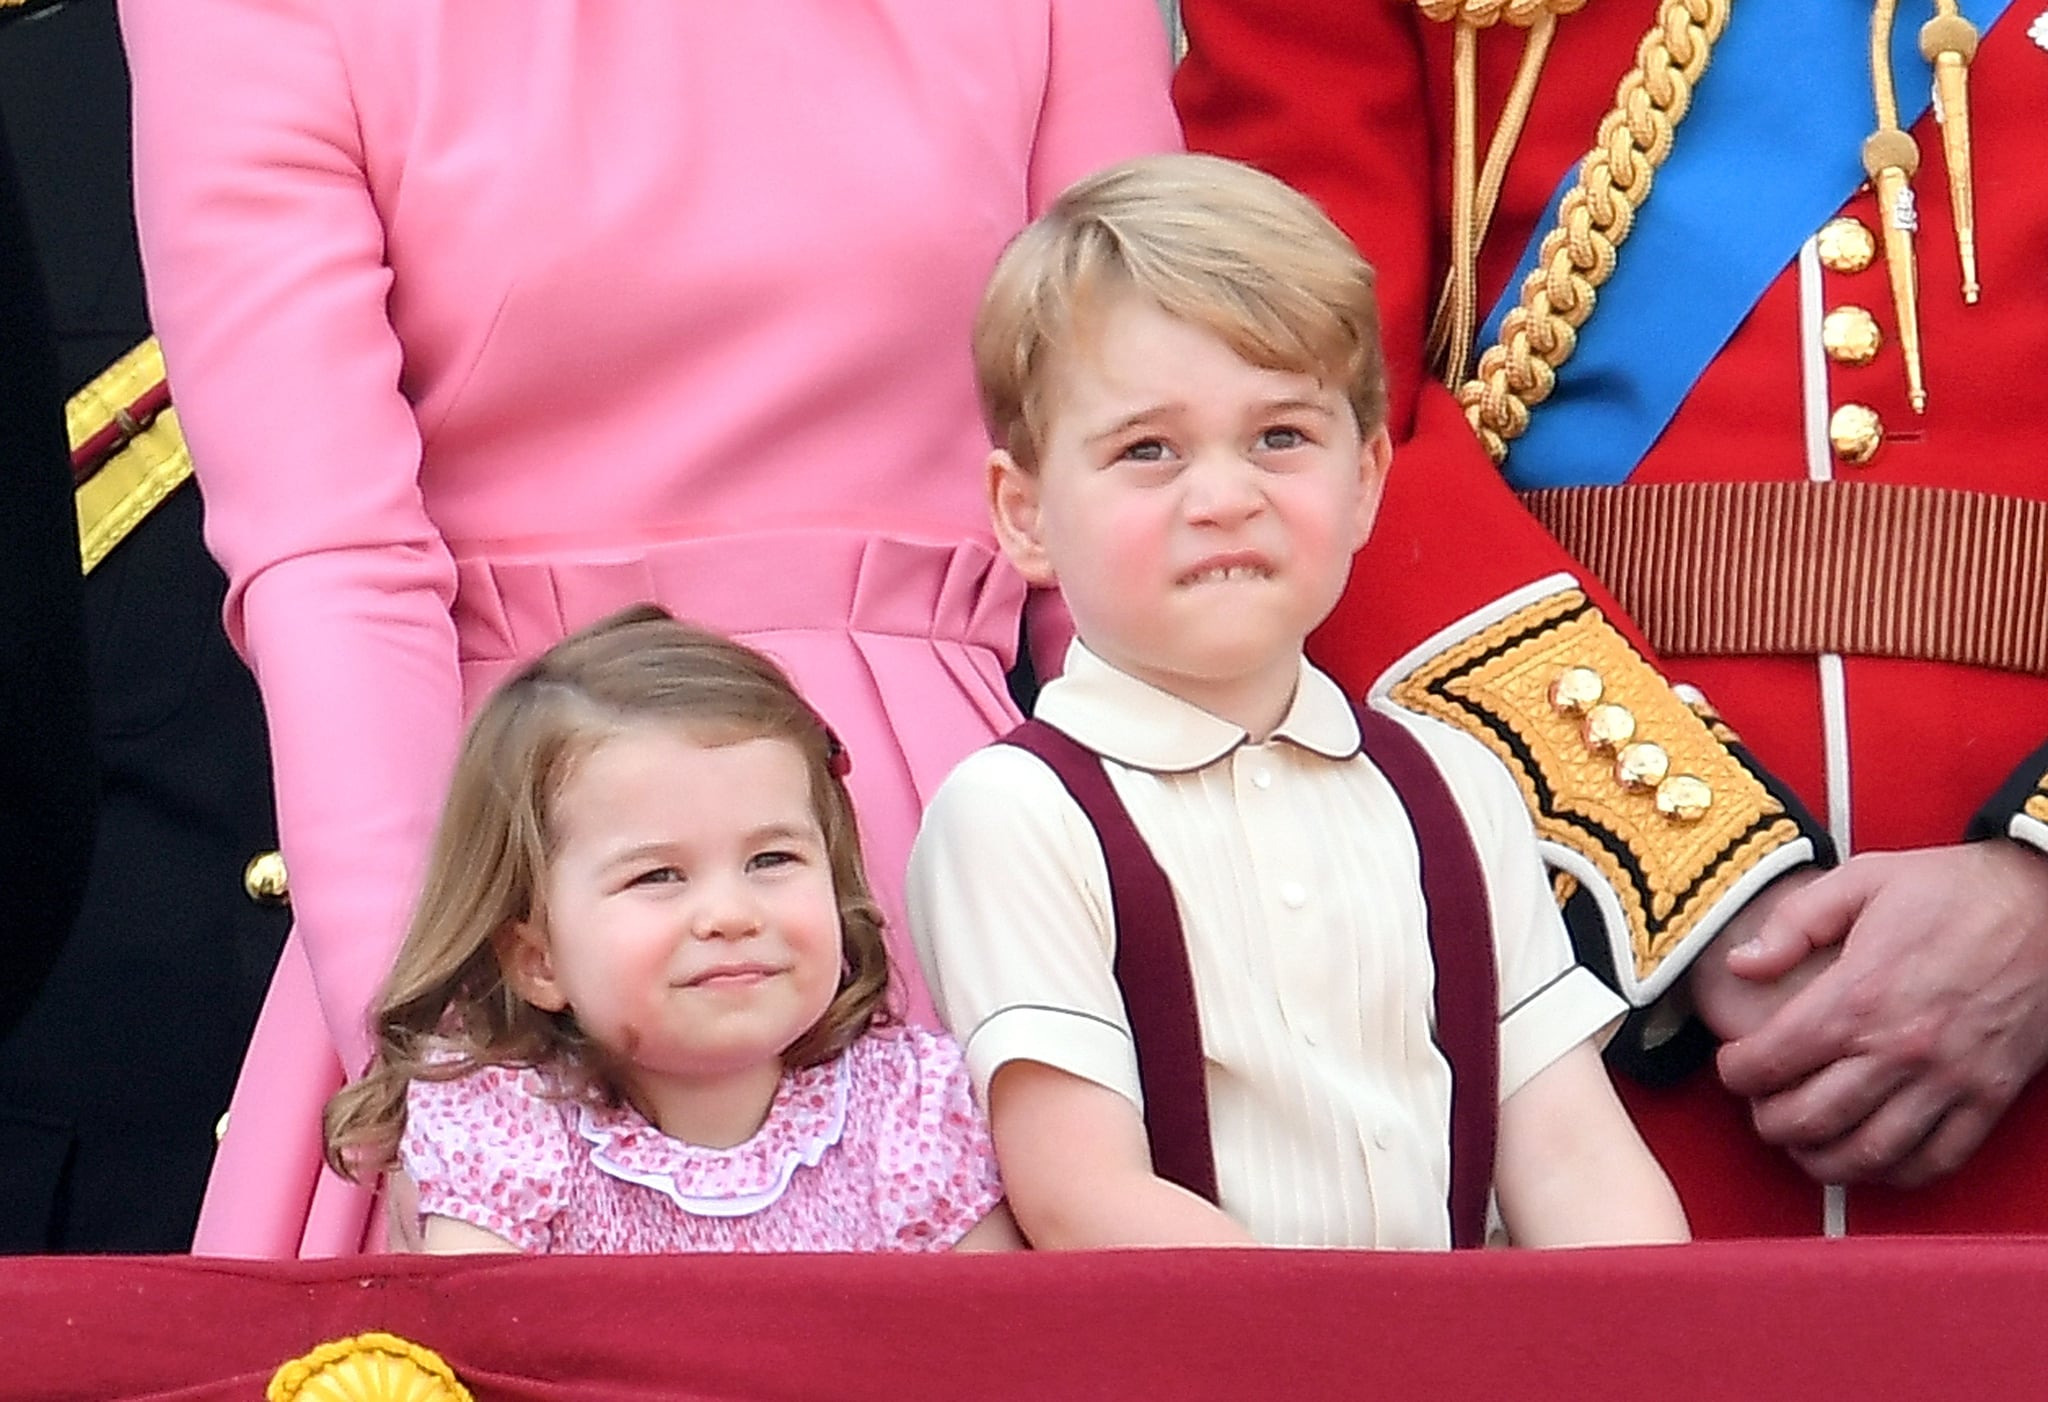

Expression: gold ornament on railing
xmin=267 ymin=1332 xmax=474 ymax=1402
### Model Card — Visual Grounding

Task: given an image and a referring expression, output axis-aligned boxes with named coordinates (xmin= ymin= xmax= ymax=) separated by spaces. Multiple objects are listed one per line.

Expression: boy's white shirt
xmin=907 ymin=641 xmax=1622 ymax=1250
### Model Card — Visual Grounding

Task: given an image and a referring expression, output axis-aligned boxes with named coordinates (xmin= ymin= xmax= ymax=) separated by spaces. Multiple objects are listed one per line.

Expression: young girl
xmin=324 ymin=604 xmax=1016 ymax=1254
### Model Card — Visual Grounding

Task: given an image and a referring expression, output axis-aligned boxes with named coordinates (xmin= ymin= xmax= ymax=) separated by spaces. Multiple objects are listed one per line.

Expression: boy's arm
xmin=911 ymin=748 xmax=1255 ymax=1249
xmin=1494 ymin=1040 xmax=1689 ymax=1247
xmin=991 ymin=1060 xmax=1254 ymax=1249
xmin=952 ymin=1202 xmax=1025 ymax=1252
xmin=1406 ymin=716 xmax=1684 ymax=1244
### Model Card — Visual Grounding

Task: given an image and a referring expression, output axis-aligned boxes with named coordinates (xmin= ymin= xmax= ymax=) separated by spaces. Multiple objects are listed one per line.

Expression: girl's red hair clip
xmin=826 ymin=731 xmax=852 ymax=780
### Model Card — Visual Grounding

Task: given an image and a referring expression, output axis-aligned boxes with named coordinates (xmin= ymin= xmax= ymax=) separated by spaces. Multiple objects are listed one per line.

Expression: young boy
xmin=907 ymin=153 xmax=1688 ymax=1250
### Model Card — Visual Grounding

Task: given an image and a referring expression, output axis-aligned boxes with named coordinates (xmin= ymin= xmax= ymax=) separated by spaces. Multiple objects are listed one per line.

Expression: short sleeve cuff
xmin=964 ymin=1004 xmax=1144 ymax=1111
xmin=1499 ymin=965 xmax=1625 ymax=1103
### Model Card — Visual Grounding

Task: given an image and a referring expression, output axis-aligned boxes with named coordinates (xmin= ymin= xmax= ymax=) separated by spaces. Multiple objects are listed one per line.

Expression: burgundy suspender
xmin=1001 ymin=705 xmax=1498 ymax=1248
xmin=1004 ymin=719 xmax=1220 ymax=1206
xmin=1351 ymin=707 xmax=1499 ymax=1250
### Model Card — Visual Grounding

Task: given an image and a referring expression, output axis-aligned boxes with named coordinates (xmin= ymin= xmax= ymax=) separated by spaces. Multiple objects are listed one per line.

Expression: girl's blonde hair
xmin=323 ymin=604 xmax=890 ymax=1181
xmin=974 ymin=152 xmax=1387 ymax=474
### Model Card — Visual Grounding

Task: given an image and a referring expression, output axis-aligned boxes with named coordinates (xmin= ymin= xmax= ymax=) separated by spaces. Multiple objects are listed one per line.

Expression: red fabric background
xmin=6 ymin=1240 xmax=2044 ymax=1400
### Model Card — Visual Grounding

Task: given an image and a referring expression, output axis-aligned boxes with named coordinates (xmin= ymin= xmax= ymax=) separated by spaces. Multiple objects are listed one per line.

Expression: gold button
xmin=1614 ymin=741 xmax=1671 ymax=791
xmin=1656 ymin=775 xmax=1714 ymax=821
xmin=1815 ymin=217 xmax=1876 ymax=274
xmin=1820 ymin=306 xmax=1883 ymax=366
xmin=1582 ymin=704 xmax=1637 ymax=752
xmin=243 ymin=850 xmax=290 ymax=906
xmin=1828 ymin=403 xmax=1883 ymax=465
xmin=1548 ymin=666 xmax=1604 ymax=714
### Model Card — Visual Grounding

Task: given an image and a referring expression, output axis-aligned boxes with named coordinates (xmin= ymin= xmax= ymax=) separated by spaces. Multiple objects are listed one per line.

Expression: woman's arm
xmin=121 ymin=0 xmax=465 ymax=1074
xmin=1030 ymin=0 xmax=1182 ymax=212
xmin=1494 ymin=1040 xmax=1690 ymax=1247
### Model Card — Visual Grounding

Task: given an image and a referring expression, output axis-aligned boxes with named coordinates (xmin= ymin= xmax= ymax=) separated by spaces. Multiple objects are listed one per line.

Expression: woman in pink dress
xmin=120 ymin=0 xmax=1179 ymax=1258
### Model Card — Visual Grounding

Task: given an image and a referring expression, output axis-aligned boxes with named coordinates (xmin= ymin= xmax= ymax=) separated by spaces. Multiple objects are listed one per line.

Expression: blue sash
xmin=1484 ymin=0 xmax=2015 ymax=490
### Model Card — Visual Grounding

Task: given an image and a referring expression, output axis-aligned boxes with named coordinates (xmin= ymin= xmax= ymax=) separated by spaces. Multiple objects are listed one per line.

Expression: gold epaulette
xmin=69 ymin=337 xmax=191 ymax=575
xmin=0 ymin=0 xmax=65 ymax=23
xmin=2023 ymin=769 xmax=2048 ymax=830
xmin=1372 ymin=576 xmax=1815 ymax=1005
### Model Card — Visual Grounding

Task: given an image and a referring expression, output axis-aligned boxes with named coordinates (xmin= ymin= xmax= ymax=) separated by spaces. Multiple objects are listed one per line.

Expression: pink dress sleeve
xmin=121 ymin=0 xmax=463 ymax=1074
xmin=402 ymin=1066 xmax=573 ymax=1252
xmin=852 ymin=1028 xmax=1006 ymax=1251
xmin=1027 ymin=0 xmax=1183 ymax=213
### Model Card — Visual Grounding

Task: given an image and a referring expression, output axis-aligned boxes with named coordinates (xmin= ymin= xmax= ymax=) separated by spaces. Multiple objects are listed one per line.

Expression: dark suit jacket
xmin=0 ymin=0 xmax=288 ymax=1253
xmin=0 ymin=104 xmax=93 ymax=1045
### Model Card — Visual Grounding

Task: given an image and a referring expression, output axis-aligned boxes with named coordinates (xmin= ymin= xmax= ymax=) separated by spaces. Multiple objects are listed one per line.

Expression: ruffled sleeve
xmin=848 ymin=1028 xmax=1005 ymax=1251
xmin=401 ymin=1065 xmax=574 ymax=1252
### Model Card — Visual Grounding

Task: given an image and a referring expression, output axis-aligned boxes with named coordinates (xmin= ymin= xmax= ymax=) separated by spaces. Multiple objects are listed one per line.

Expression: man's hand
xmin=1713 ymin=840 xmax=2048 ymax=1187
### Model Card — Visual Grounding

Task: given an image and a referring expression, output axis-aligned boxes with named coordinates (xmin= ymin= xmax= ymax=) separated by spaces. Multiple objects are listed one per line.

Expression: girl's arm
xmin=1494 ymin=1040 xmax=1690 ymax=1247
xmin=991 ymin=1060 xmax=1255 ymax=1249
xmin=421 ymin=1215 xmax=521 ymax=1255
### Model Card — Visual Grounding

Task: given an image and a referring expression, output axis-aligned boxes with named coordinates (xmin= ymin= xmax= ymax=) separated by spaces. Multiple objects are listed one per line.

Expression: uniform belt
xmin=1520 ymin=480 xmax=2048 ymax=675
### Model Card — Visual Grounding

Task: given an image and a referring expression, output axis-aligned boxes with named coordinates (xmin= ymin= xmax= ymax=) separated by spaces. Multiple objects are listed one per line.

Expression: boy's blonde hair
xmin=974 ymin=152 xmax=1388 ymax=473
xmin=323 ymin=604 xmax=891 ymax=1181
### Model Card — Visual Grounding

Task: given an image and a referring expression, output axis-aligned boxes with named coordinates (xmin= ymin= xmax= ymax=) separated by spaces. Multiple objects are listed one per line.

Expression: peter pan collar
xmin=1033 ymin=641 xmax=1361 ymax=773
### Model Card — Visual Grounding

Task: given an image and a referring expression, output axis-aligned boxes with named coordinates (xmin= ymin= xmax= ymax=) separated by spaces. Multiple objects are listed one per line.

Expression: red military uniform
xmin=1179 ymin=0 xmax=2048 ymax=1236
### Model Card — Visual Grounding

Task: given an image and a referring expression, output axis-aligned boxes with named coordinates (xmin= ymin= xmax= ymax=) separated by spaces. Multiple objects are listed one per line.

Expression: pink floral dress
xmin=401 ymin=1026 xmax=1001 ymax=1253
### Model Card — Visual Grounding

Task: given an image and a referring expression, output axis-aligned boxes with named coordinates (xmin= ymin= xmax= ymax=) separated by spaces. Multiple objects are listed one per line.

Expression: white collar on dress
xmin=574 ymin=1053 xmax=851 ymax=1218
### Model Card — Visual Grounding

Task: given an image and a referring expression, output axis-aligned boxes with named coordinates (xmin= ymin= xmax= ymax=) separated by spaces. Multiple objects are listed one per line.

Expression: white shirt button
xmin=1251 ymin=767 xmax=1274 ymax=790
xmin=1372 ymin=1124 xmax=1394 ymax=1151
xmin=1279 ymin=881 xmax=1307 ymax=909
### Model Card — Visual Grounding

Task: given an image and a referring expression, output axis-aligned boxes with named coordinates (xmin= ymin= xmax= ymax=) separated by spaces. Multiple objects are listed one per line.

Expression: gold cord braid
xmin=1417 ymin=0 xmax=1584 ymax=25
xmin=1418 ymin=0 xmax=1591 ymax=386
xmin=1455 ymin=0 xmax=1730 ymax=464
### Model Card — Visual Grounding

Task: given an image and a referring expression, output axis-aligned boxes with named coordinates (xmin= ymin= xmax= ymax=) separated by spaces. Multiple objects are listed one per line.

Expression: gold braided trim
xmin=268 ymin=1332 xmax=473 ymax=1402
xmin=1417 ymin=0 xmax=1584 ymax=26
xmin=1677 ymin=689 xmax=1743 ymax=747
xmin=1386 ymin=587 xmax=1800 ymax=981
xmin=70 ymin=339 xmax=192 ymax=575
xmin=1457 ymin=0 xmax=1731 ymax=463
xmin=1550 ymin=868 xmax=1582 ymax=909
xmin=1524 ymin=481 xmax=2048 ymax=674
xmin=2027 ymin=794 xmax=2048 ymax=824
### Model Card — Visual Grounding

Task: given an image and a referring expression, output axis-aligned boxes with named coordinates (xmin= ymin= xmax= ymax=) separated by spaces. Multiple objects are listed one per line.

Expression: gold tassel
xmin=1865 ymin=0 xmax=1927 ymax=412
xmin=1920 ymin=5 xmax=1981 ymax=303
